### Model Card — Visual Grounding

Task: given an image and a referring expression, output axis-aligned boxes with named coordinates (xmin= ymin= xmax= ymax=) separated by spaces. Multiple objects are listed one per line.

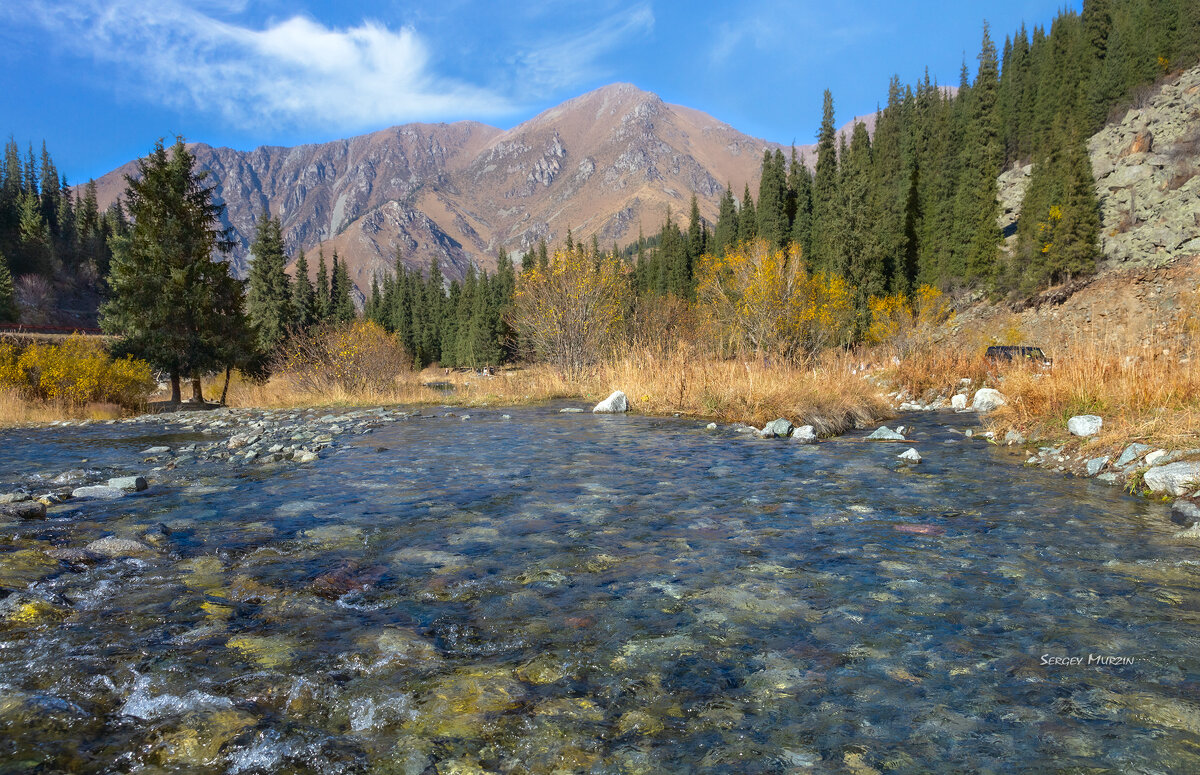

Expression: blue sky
xmin=0 ymin=0 xmax=1078 ymax=184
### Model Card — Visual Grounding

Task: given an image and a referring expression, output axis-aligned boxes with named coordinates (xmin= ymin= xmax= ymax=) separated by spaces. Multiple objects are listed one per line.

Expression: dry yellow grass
xmin=0 ymin=389 xmax=125 ymax=426
xmin=210 ymin=347 xmax=890 ymax=434
xmin=984 ymin=336 xmax=1200 ymax=451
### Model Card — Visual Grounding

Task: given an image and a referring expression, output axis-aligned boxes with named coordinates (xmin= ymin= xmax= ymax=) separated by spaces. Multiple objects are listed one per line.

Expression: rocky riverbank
xmin=0 ymin=406 xmax=421 ymax=518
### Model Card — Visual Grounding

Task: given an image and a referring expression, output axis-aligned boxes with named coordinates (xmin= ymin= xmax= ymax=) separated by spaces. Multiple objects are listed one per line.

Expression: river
xmin=0 ymin=405 xmax=1197 ymax=773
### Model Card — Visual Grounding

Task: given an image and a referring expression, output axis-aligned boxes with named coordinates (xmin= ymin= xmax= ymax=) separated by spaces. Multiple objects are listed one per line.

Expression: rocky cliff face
xmin=999 ymin=63 xmax=1200 ymax=269
xmin=90 ymin=84 xmax=812 ymax=296
xmin=1088 ymin=65 xmax=1200 ymax=265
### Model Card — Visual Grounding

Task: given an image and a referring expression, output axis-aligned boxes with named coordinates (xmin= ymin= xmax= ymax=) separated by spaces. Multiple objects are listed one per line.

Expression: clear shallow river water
xmin=0 ymin=407 xmax=1198 ymax=774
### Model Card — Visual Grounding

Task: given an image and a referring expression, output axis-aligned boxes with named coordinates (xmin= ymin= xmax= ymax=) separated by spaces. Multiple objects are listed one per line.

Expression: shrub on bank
xmin=276 ymin=320 xmax=410 ymax=394
xmin=695 ymin=240 xmax=856 ymax=361
xmin=0 ymin=336 xmax=155 ymax=407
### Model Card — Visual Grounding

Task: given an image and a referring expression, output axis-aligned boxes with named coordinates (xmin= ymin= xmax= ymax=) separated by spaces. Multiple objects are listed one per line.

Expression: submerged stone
xmin=0 ymin=501 xmax=46 ymax=521
xmin=226 ymin=634 xmax=298 ymax=668
xmin=108 ymin=475 xmax=148 ymax=491
xmin=71 ymin=485 xmax=125 ymax=500
xmin=867 ymin=426 xmax=905 ymax=441
xmin=85 ymin=536 xmax=155 ymax=558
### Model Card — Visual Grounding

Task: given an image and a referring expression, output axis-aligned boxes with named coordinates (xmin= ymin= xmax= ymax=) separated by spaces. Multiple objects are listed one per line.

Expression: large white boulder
xmin=1067 ymin=415 xmax=1103 ymax=437
xmin=1143 ymin=461 xmax=1200 ymax=496
xmin=792 ymin=425 xmax=818 ymax=444
xmin=593 ymin=390 xmax=629 ymax=413
xmin=971 ymin=388 xmax=1007 ymax=412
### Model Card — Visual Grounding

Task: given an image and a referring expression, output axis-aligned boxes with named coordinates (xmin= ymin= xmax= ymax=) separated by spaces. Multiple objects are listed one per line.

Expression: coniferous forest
xmin=2 ymin=0 xmax=1197 ymax=366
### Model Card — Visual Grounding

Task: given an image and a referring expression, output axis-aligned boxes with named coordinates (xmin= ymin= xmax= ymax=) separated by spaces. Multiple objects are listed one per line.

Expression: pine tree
xmin=15 ymin=191 xmax=53 ymax=275
xmin=315 ymin=249 xmax=331 ymax=321
xmin=810 ymin=90 xmax=839 ymax=272
xmin=789 ymin=155 xmax=813 ymax=261
xmin=958 ymin=23 xmax=1004 ymax=285
xmin=100 ymin=137 xmax=250 ymax=403
xmin=245 ymin=212 xmax=293 ymax=352
xmin=835 ymin=122 xmax=886 ymax=314
xmin=713 ymin=184 xmax=739 ymax=254
xmin=0 ymin=251 xmax=16 ymax=323
xmin=367 ymin=274 xmax=384 ymax=324
xmin=738 ymin=183 xmax=757 ymax=245
xmin=755 ymin=149 xmax=788 ymax=249
xmin=1014 ymin=117 xmax=1100 ymax=292
xmin=291 ymin=249 xmax=316 ymax=329
xmin=330 ymin=252 xmax=356 ymax=322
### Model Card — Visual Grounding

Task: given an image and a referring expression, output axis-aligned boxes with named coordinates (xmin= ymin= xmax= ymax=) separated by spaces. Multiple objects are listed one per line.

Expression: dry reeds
xmin=985 ymin=336 xmax=1200 ymax=450
xmin=0 ymin=389 xmax=124 ymax=426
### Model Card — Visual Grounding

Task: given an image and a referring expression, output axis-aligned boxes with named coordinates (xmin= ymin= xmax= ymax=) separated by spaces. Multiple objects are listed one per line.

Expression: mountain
xmin=89 ymin=84 xmax=862 ymax=295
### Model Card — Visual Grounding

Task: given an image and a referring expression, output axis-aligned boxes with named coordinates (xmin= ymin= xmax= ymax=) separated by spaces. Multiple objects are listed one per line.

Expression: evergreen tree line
xmin=636 ymin=0 xmax=1200 ymax=305
xmin=244 ymin=213 xmax=358 ymax=354
xmin=0 ymin=138 xmax=129 ymax=321
xmin=363 ymin=250 xmax=515 ymax=370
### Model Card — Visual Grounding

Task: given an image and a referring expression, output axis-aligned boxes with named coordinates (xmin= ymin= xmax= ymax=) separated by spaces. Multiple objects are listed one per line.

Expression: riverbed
xmin=1 ymin=406 xmax=1198 ymax=773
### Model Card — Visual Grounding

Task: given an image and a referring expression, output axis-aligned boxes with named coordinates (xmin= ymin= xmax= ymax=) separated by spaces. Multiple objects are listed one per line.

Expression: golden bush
xmin=2 ymin=336 xmax=154 ymax=407
xmin=511 ymin=247 xmax=632 ymax=378
xmin=865 ymin=284 xmax=952 ymax=354
xmin=277 ymin=320 xmax=410 ymax=394
xmin=695 ymin=240 xmax=855 ymax=361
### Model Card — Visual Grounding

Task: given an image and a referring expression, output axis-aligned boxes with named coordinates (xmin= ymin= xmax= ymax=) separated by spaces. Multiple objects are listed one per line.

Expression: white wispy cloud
xmin=510 ymin=3 xmax=656 ymax=95
xmin=16 ymin=1 xmax=523 ymax=131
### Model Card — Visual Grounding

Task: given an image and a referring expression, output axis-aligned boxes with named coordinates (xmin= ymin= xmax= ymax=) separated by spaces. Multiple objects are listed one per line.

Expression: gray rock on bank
xmin=760 ymin=418 xmax=794 ymax=438
xmin=1068 ymin=415 xmax=1103 ymax=437
xmin=1143 ymin=461 xmax=1200 ymax=496
xmin=1115 ymin=442 xmax=1154 ymax=468
xmin=951 ymin=394 xmax=969 ymax=410
xmin=593 ymin=391 xmax=629 ymax=413
xmin=792 ymin=425 xmax=817 ymax=444
xmin=971 ymin=388 xmax=1007 ymax=412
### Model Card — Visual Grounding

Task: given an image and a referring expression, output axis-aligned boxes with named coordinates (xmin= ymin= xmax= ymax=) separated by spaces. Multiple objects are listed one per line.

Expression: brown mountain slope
xmin=89 ymin=83 xmax=868 ymax=296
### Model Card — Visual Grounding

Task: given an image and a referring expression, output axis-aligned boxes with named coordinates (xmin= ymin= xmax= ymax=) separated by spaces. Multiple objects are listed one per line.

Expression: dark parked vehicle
xmin=985 ymin=345 xmax=1051 ymax=365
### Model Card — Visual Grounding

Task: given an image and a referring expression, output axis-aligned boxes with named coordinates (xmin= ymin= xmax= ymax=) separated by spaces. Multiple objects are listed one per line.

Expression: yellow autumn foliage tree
xmin=512 ymin=247 xmax=632 ymax=378
xmin=695 ymin=240 xmax=855 ymax=361
xmin=865 ymin=284 xmax=952 ymax=354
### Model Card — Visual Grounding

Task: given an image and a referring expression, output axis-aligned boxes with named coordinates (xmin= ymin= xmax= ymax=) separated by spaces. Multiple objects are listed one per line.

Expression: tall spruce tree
xmin=756 ymin=149 xmax=789 ymax=249
xmin=713 ymin=184 xmax=739 ymax=254
xmin=0 ymin=251 xmax=16 ymax=323
xmin=330 ymin=252 xmax=356 ymax=322
xmin=789 ymin=155 xmax=814 ymax=261
xmin=291 ymin=249 xmax=316 ymax=329
xmin=315 ymin=250 xmax=331 ymax=321
xmin=958 ymin=24 xmax=1004 ymax=285
xmin=245 ymin=212 xmax=293 ymax=352
xmin=100 ymin=137 xmax=249 ymax=403
xmin=738 ymin=183 xmax=757 ymax=245
xmin=810 ymin=90 xmax=839 ymax=271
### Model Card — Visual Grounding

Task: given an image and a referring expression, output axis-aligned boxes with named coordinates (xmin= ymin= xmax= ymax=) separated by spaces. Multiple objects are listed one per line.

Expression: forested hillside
xmin=634 ymin=0 xmax=1200 ymax=304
